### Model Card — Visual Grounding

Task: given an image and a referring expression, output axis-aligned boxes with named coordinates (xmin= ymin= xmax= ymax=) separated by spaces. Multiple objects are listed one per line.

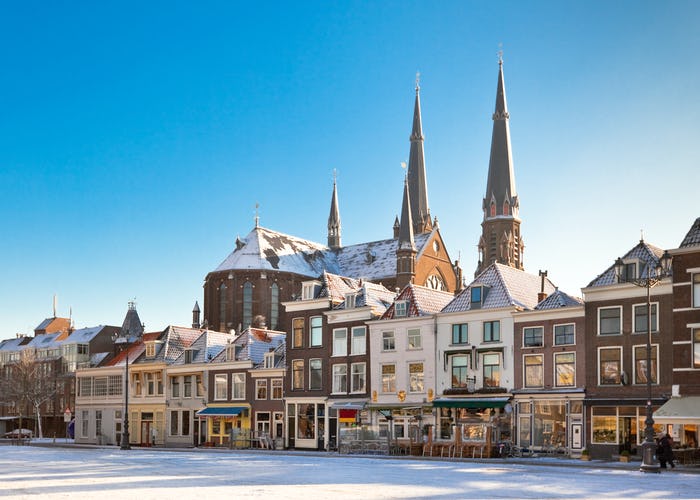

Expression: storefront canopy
xmin=432 ymin=397 xmax=510 ymax=409
xmin=196 ymin=406 xmax=248 ymax=417
xmin=653 ymin=397 xmax=700 ymax=425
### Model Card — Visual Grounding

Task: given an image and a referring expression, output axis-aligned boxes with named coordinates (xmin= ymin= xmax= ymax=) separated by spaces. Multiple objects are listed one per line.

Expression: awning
xmin=196 ymin=406 xmax=248 ymax=417
xmin=432 ymin=397 xmax=510 ymax=409
xmin=328 ymin=401 xmax=367 ymax=410
xmin=653 ymin=397 xmax=700 ymax=425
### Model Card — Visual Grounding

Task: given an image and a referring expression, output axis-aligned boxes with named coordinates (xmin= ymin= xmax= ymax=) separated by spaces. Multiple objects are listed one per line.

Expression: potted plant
xmin=620 ymin=450 xmax=630 ymax=463
xmin=580 ymin=449 xmax=590 ymax=461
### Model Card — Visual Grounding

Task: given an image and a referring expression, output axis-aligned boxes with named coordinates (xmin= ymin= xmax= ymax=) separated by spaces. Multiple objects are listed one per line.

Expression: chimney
xmin=538 ymin=270 xmax=548 ymax=303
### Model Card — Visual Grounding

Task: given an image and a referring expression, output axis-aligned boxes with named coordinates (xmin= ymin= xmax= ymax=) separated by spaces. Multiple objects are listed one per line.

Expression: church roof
xmin=213 ymin=225 xmax=432 ymax=283
xmin=586 ymin=240 xmax=666 ymax=288
xmin=680 ymin=217 xmax=700 ymax=248
xmin=443 ymin=263 xmax=556 ymax=313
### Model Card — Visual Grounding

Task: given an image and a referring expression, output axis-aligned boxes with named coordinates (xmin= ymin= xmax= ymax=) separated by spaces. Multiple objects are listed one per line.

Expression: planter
xmin=619 ymin=455 xmax=630 ymax=463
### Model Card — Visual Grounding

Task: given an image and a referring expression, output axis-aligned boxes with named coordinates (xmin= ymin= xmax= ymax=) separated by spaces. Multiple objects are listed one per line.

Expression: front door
xmin=141 ymin=421 xmax=151 ymax=447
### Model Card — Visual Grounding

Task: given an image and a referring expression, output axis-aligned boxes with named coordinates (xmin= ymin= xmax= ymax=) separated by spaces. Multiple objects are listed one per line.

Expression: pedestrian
xmin=657 ymin=434 xmax=675 ymax=469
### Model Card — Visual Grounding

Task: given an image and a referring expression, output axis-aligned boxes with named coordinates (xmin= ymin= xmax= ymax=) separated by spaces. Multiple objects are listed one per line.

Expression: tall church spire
xmin=397 ymin=176 xmax=417 ymax=288
xmin=327 ymin=171 xmax=342 ymax=249
xmin=476 ymin=56 xmax=524 ymax=276
xmin=406 ymin=74 xmax=432 ymax=235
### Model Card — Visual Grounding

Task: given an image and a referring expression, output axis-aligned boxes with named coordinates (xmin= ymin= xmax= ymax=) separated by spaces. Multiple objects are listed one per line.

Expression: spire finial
xmin=640 ymin=228 xmax=644 ymax=243
xmin=498 ymin=43 xmax=503 ymax=65
xmin=254 ymin=203 xmax=260 ymax=228
xmin=333 ymin=168 xmax=337 ymax=184
xmin=415 ymin=71 xmax=421 ymax=92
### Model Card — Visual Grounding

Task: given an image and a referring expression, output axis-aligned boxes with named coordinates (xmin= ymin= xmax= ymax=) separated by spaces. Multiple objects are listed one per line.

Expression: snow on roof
xmin=586 ymin=240 xmax=666 ymax=288
xmin=0 ymin=337 xmax=32 ymax=351
xmin=64 ymin=325 xmax=114 ymax=344
xmin=26 ymin=332 xmax=62 ymax=349
xmin=382 ymin=283 xmax=454 ymax=319
xmin=212 ymin=226 xmax=432 ymax=282
xmin=442 ymin=263 xmax=557 ymax=313
xmin=680 ymin=217 xmax=700 ymax=248
xmin=535 ymin=289 xmax=584 ymax=310
xmin=170 ymin=329 xmax=232 ymax=365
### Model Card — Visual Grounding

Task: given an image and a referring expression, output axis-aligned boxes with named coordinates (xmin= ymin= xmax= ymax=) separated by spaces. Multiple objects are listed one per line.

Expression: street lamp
xmin=112 ymin=330 xmax=131 ymax=450
xmin=615 ymin=249 xmax=672 ymax=473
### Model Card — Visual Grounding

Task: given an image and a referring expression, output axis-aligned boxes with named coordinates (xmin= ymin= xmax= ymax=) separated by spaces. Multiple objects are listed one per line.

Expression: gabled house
xmin=435 ymin=263 xmax=556 ymax=447
xmin=582 ymin=238 xmax=674 ymax=459
xmin=512 ymin=290 xmax=586 ymax=456
xmin=367 ymin=283 xmax=454 ymax=447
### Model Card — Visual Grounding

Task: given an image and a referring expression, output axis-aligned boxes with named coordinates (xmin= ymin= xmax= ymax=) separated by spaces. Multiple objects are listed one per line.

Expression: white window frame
xmin=350 ymin=362 xmax=366 ymax=393
xmin=394 ymin=301 xmax=408 ymax=317
xmin=523 ymin=354 xmax=544 ymax=388
xmin=351 ymin=326 xmax=366 ymax=355
xmin=693 ymin=273 xmax=700 ymax=308
xmin=232 ymin=373 xmax=246 ymax=400
xmin=333 ymin=328 xmax=348 ymax=356
xmin=214 ymin=374 xmax=227 ymax=400
xmin=256 ymin=379 xmax=268 ymax=400
xmin=523 ymin=326 xmax=544 ymax=348
xmin=598 ymin=306 xmax=622 ymax=336
xmin=332 ymin=364 xmax=347 ymax=394
xmin=554 ymin=323 xmax=575 ymax=346
xmin=309 ymin=316 xmax=323 ymax=347
xmin=381 ymin=363 xmax=396 ymax=393
xmin=382 ymin=331 xmax=395 ymax=351
xmin=408 ymin=362 xmax=424 ymax=393
xmin=271 ymin=378 xmax=283 ymax=400
xmin=407 ymin=328 xmax=422 ymax=350
xmin=632 ymin=302 xmax=659 ymax=334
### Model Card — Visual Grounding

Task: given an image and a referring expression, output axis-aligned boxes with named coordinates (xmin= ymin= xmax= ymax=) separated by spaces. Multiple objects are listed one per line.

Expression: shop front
xmin=653 ymin=396 xmax=700 ymax=449
xmin=195 ymin=405 xmax=251 ymax=447
xmin=285 ymin=398 xmax=329 ymax=450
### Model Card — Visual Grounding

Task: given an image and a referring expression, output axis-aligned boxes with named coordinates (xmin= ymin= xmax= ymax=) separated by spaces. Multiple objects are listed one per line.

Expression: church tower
xmin=475 ymin=56 xmax=524 ymax=277
xmin=396 ymin=177 xmax=417 ymax=289
xmin=327 ymin=173 xmax=341 ymax=249
xmin=406 ymin=76 xmax=432 ymax=235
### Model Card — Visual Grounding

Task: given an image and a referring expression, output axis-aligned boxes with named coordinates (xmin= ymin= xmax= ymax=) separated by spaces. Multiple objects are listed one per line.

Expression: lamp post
xmin=615 ymin=249 xmax=672 ymax=473
xmin=112 ymin=331 xmax=131 ymax=450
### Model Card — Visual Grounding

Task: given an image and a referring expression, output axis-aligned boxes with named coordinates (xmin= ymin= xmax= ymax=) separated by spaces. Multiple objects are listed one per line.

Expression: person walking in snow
xmin=657 ymin=433 xmax=675 ymax=469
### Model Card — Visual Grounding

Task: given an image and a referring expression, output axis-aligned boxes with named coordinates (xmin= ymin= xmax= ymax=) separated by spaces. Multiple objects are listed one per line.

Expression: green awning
xmin=196 ymin=406 xmax=248 ymax=417
xmin=432 ymin=397 xmax=509 ymax=409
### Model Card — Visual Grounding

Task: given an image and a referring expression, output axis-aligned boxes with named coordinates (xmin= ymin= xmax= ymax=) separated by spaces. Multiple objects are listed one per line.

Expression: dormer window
xmin=622 ymin=261 xmax=638 ymax=281
xmin=145 ymin=342 xmax=157 ymax=358
xmin=471 ymin=285 xmax=487 ymax=308
xmin=264 ymin=351 xmax=275 ymax=369
xmin=394 ymin=300 xmax=408 ymax=317
xmin=302 ymin=281 xmax=321 ymax=300
xmin=345 ymin=293 xmax=357 ymax=309
xmin=226 ymin=343 xmax=236 ymax=361
xmin=184 ymin=349 xmax=196 ymax=364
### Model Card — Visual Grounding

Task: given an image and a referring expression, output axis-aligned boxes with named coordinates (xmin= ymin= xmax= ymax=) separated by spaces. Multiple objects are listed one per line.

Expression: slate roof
xmin=145 ymin=326 xmax=206 ymax=364
xmin=382 ymin=283 xmax=454 ymax=319
xmin=109 ymin=332 xmax=160 ymax=366
xmin=535 ymin=289 xmax=584 ymax=310
xmin=0 ymin=337 xmax=32 ymax=352
xmin=328 ymin=275 xmax=396 ymax=317
xmin=586 ymin=240 xmax=666 ymax=288
xmin=212 ymin=225 xmax=432 ymax=283
xmin=210 ymin=327 xmax=285 ymax=366
xmin=680 ymin=217 xmax=700 ymax=248
xmin=170 ymin=329 xmax=232 ymax=365
xmin=442 ymin=263 xmax=556 ymax=313
xmin=64 ymin=325 xmax=116 ymax=344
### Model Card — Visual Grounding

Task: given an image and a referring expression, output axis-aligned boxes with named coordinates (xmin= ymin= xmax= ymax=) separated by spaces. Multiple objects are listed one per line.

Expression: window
xmin=407 ymin=329 xmax=422 ymax=349
xmin=170 ymin=410 xmax=179 ymax=436
xmin=270 ymin=283 xmax=279 ymax=330
xmin=232 ymin=373 xmax=245 ymax=399
xmin=452 ymin=324 xmax=468 ymax=344
xmin=146 ymin=343 xmax=156 ymax=358
xmin=381 ymin=364 xmax=396 ymax=393
xmin=382 ymin=331 xmax=395 ymax=351
xmin=621 ymin=262 xmax=638 ymax=281
xmin=633 ymin=303 xmax=658 ymax=333
xmin=293 ymin=318 xmax=304 ymax=348
xmin=394 ymin=301 xmax=408 ymax=317
xmin=554 ymin=352 xmax=575 ymax=387
xmin=183 ymin=375 xmax=192 ymax=398
xmin=599 ymin=347 xmax=622 ymax=385
xmin=292 ymin=360 xmax=304 ymax=390
xmin=95 ymin=410 xmax=102 ymax=437
xmin=310 ymin=316 xmax=323 ymax=347
xmin=599 ymin=307 xmax=622 ymax=335
xmin=484 ymin=321 xmax=500 ymax=342
xmin=523 ymin=327 xmax=543 ymax=347
xmin=351 ymin=363 xmax=366 ymax=393
xmin=490 ymin=202 xmax=496 ymax=217
xmin=219 ymin=283 xmax=227 ymax=330
xmin=333 ymin=328 xmax=347 ymax=356
xmin=302 ymin=281 xmax=319 ymax=300
xmin=271 ymin=379 xmax=283 ymax=399
xmin=80 ymin=377 xmax=92 ymax=397
xmin=196 ymin=375 xmax=204 ymax=397
xmin=182 ymin=410 xmax=190 ymax=436
xmin=171 ymin=377 xmax=180 ymax=398
xmin=693 ymin=274 xmax=700 ymax=308
xmin=332 ymin=364 xmax=347 ymax=393
xmin=351 ymin=327 xmax=366 ymax=355
xmin=93 ymin=377 xmax=107 ymax=397
xmin=81 ymin=411 xmax=89 ymax=438
xmin=451 ymin=355 xmax=469 ymax=388
xmin=524 ymin=355 xmax=543 ymax=387
xmin=243 ymin=282 xmax=253 ymax=328
xmin=483 ymin=353 xmax=500 ymax=387
xmin=184 ymin=349 xmax=194 ymax=364
xmin=471 ymin=286 xmax=482 ymax=306
xmin=503 ymin=201 xmax=510 ymax=216
xmin=256 ymin=379 xmax=268 ymax=400
xmin=264 ymin=352 xmax=275 ymax=368
xmin=634 ymin=345 xmax=658 ymax=384
xmin=408 ymin=362 xmax=424 ymax=392
xmin=109 ymin=375 xmax=122 ymax=396
xmin=554 ymin=324 xmax=575 ymax=345
xmin=309 ymin=359 xmax=322 ymax=390
xmin=214 ymin=374 xmax=227 ymax=400
xmin=695 ymin=329 xmax=700 ymax=368
xmin=146 ymin=373 xmax=157 ymax=395
xmin=345 ymin=293 xmax=357 ymax=309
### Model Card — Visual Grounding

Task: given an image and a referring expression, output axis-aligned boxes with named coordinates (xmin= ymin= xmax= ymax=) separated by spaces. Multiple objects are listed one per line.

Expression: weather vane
xmin=415 ymin=71 xmax=421 ymax=91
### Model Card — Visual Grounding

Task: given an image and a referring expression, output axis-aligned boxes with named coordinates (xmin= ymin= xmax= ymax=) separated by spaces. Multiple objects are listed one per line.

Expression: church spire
xmin=406 ymin=73 xmax=432 ymax=235
xmin=397 ymin=176 xmax=417 ymax=289
xmin=476 ymin=55 xmax=524 ymax=276
xmin=327 ymin=170 xmax=342 ymax=249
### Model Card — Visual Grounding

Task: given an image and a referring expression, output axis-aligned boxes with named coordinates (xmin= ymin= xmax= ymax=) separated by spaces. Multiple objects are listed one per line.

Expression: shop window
xmin=634 ymin=345 xmax=658 ymax=384
xmin=599 ymin=347 xmax=622 ymax=385
xmin=554 ymin=324 xmax=575 ymax=345
xmin=524 ymin=355 xmax=543 ymax=387
xmin=554 ymin=352 xmax=575 ymax=387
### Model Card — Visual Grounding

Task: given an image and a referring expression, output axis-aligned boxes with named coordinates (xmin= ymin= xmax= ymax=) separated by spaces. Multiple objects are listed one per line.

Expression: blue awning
xmin=196 ymin=406 xmax=248 ymax=417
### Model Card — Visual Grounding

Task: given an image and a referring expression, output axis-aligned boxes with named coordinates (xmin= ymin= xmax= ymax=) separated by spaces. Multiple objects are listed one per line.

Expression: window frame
xmin=232 ymin=373 xmax=245 ymax=400
xmin=292 ymin=318 xmax=304 ymax=349
xmin=554 ymin=323 xmax=575 ymax=346
xmin=633 ymin=344 xmax=659 ymax=385
xmin=332 ymin=364 xmax=348 ymax=394
xmin=394 ymin=301 xmax=408 ymax=317
xmin=309 ymin=358 xmax=322 ymax=390
xmin=482 ymin=353 xmax=501 ymax=387
xmin=598 ymin=306 xmax=622 ymax=336
xmin=214 ymin=373 xmax=228 ymax=401
xmin=451 ymin=355 xmax=469 ymax=389
xmin=382 ymin=331 xmax=396 ymax=351
xmin=407 ymin=328 xmax=422 ymax=350
xmin=694 ymin=328 xmax=700 ymax=369
xmin=256 ymin=379 xmax=268 ymax=400
xmin=598 ymin=346 xmax=622 ymax=385
xmin=523 ymin=326 xmax=544 ymax=348
xmin=693 ymin=274 xmax=700 ymax=308
xmin=483 ymin=321 xmax=500 ymax=342
xmin=523 ymin=354 xmax=544 ymax=388
xmin=452 ymin=324 xmax=468 ymax=345
xmin=350 ymin=362 xmax=366 ymax=393
xmin=332 ymin=328 xmax=348 ymax=356
xmin=408 ymin=362 xmax=424 ymax=393
xmin=633 ymin=302 xmax=659 ymax=334
xmin=351 ymin=326 xmax=366 ymax=355
xmin=309 ymin=316 xmax=323 ymax=347
xmin=291 ymin=359 xmax=304 ymax=390
xmin=381 ymin=364 xmax=396 ymax=393
xmin=271 ymin=378 xmax=283 ymax=399
xmin=554 ymin=352 xmax=575 ymax=387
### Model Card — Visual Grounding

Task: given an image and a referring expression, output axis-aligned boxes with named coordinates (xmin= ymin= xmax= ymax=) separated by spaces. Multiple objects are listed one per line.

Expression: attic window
xmin=345 ymin=293 xmax=357 ymax=309
xmin=145 ymin=342 xmax=156 ymax=358
xmin=471 ymin=285 xmax=485 ymax=308
xmin=394 ymin=300 xmax=408 ymax=317
xmin=226 ymin=343 xmax=236 ymax=361
xmin=302 ymin=281 xmax=321 ymax=300
xmin=620 ymin=260 xmax=639 ymax=281
xmin=264 ymin=351 xmax=275 ymax=369
xmin=184 ymin=349 xmax=195 ymax=364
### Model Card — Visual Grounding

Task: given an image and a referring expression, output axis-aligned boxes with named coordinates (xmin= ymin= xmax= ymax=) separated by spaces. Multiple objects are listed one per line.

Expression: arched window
xmin=219 ymin=283 xmax=227 ymax=331
xmin=270 ymin=283 xmax=279 ymax=330
xmin=503 ymin=201 xmax=510 ymax=216
xmin=243 ymin=282 xmax=253 ymax=328
xmin=490 ymin=202 xmax=496 ymax=217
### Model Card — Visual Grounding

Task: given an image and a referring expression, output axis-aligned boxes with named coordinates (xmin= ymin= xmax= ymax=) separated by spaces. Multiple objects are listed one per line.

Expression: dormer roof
xmin=586 ymin=240 xmax=666 ymax=288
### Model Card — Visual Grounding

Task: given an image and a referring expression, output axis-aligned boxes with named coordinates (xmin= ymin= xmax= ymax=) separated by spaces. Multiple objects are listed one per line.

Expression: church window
xmin=270 ymin=283 xmax=279 ymax=330
xmin=490 ymin=202 xmax=496 ymax=217
xmin=503 ymin=201 xmax=510 ymax=216
xmin=219 ymin=283 xmax=227 ymax=330
xmin=425 ymin=274 xmax=445 ymax=290
xmin=243 ymin=282 xmax=253 ymax=328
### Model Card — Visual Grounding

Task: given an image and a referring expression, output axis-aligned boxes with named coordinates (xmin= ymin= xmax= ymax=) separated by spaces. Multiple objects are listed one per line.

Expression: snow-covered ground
xmin=0 ymin=445 xmax=696 ymax=499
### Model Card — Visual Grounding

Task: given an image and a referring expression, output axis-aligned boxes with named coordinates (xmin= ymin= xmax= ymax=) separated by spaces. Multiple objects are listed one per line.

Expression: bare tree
xmin=0 ymin=350 xmax=57 ymax=439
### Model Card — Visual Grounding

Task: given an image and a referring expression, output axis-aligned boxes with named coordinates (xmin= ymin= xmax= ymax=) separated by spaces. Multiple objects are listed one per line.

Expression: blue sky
xmin=2 ymin=1 xmax=698 ymax=336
